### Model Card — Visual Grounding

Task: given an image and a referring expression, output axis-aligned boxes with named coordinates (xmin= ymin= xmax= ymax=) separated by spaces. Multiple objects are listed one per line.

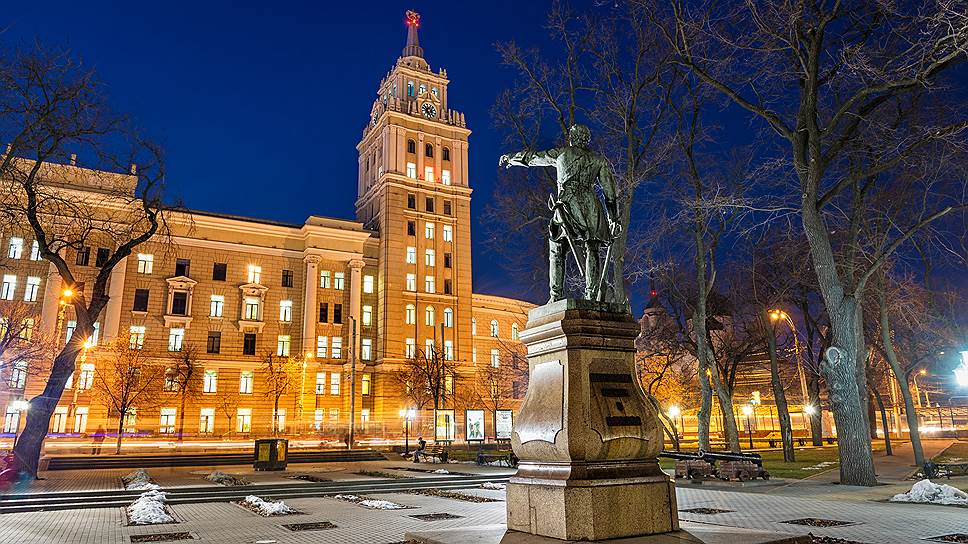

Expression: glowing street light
xmin=399 ymin=408 xmax=417 ymax=454
xmin=668 ymin=405 xmax=681 ymax=418
xmin=742 ymin=404 xmax=755 ymax=449
xmin=955 ymin=351 xmax=968 ymax=387
xmin=802 ymin=404 xmax=816 ymax=415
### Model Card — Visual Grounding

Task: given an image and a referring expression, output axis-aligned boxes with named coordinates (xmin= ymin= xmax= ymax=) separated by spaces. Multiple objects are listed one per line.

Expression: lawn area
xmin=932 ymin=442 xmax=968 ymax=463
xmin=661 ymin=444 xmax=888 ymax=480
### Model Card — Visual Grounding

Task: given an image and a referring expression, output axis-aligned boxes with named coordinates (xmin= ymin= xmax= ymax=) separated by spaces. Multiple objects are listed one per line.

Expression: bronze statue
xmin=500 ymin=124 xmax=621 ymax=303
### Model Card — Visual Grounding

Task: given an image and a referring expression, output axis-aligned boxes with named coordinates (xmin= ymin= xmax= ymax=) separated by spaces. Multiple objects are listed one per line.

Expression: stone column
xmin=303 ymin=255 xmax=321 ymax=354
xmin=39 ymin=263 xmax=63 ymax=337
xmin=102 ymin=256 xmax=128 ymax=342
xmin=507 ymin=299 xmax=677 ymax=541
xmin=347 ymin=259 xmax=365 ymax=357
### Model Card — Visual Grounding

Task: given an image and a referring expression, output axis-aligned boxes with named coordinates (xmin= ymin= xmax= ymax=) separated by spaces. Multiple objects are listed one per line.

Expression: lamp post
xmin=742 ymin=404 xmax=754 ymax=449
xmin=399 ymin=408 xmax=416 ymax=454
xmin=769 ymin=310 xmax=809 ymax=405
xmin=668 ymin=405 xmax=682 ymax=451
xmin=912 ymin=369 xmax=927 ymax=409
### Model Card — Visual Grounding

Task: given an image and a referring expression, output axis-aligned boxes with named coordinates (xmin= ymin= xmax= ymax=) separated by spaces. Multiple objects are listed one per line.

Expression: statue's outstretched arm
xmin=500 ymin=148 xmax=561 ymax=168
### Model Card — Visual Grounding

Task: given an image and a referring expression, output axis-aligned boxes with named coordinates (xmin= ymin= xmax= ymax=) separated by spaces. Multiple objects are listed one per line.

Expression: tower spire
xmin=402 ymin=10 xmax=424 ymax=58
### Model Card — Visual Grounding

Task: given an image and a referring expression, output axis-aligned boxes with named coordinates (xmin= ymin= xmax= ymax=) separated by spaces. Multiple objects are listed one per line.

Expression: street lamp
xmin=955 ymin=351 xmax=968 ymax=388
xmin=742 ymin=404 xmax=754 ymax=449
xmin=802 ymin=404 xmax=816 ymax=416
xmin=667 ymin=405 xmax=682 ymax=450
xmin=399 ymin=408 xmax=416 ymax=454
xmin=769 ymin=309 xmax=809 ymax=406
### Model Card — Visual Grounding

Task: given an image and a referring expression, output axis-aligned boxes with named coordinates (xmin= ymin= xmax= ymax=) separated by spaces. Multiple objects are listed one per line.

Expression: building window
xmin=407 ymin=221 xmax=416 ymax=236
xmin=443 ymin=147 xmax=450 ymax=161
xmin=319 ymin=302 xmax=328 ymax=323
xmin=361 ymin=338 xmax=372 ymax=361
xmin=330 ymin=372 xmax=341 ymax=395
xmin=137 ymin=254 xmax=153 ymax=274
xmin=277 ymin=335 xmax=290 ymax=356
xmin=444 ymin=340 xmax=454 ymax=361
xmin=419 ymin=83 xmax=427 ymax=94
xmin=163 ymin=369 xmax=179 ymax=392
xmin=24 ymin=276 xmax=40 ymax=302
xmin=405 ymin=304 xmax=416 ymax=325
xmin=78 ymin=363 xmax=95 ymax=390
xmin=1 ymin=275 xmax=16 ymax=300
xmin=363 ymin=275 xmax=374 ymax=293
xmin=333 ymin=304 xmax=342 ymax=324
xmin=425 ymin=198 xmax=435 ymax=213
xmin=212 ymin=262 xmax=227 ymax=281
xmin=425 ymin=306 xmax=435 ymax=326
xmin=210 ymin=295 xmax=224 ymax=317
xmin=406 ymin=246 xmax=417 ymax=264
xmin=129 ymin=326 xmax=146 ymax=350
xmin=512 ymin=323 xmax=520 ymax=341
xmin=425 ymin=249 xmax=435 ymax=267
xmin=425 ymin=222 xmax=434 ymax=240
xmin=244 ymin=297 xmax=260 ymax=320
xmin=444 ymin=200 xmax=452 ymax=215
xmin=243 ymin=333 xmax=257 ymax=355
xmin=334 ymin=272 xmax=344 ymax=290
xmin=206 ymin=331 xmax=221 ymax=354
xmin=316 ymin=336 xmax=328 ymax=358
xmin=362 ymin=305 xmax=372 ymax=326
xmin=239 ymin=371 xmax=254 ymax=394
xmin=405 ymin=338 xmax=416 ymax=358
xmin=406 ymin=162 xmax=417 ymax=178
xmin=407 ymin=80 xmax=414 ymax=97
xmin=444 ymin=253 xmax=452 ymax=269
xmin=407 ymin=193 xmax=416 ymax=209
xmin=133 ymin=289 xmax=149 ymax=312
xmin=8 ymin=360 xmax=27 ymax=389
xmin=490 ymin=320 xmax=499 ymax=337
xmin=471 ymin=318 xmax=476 ymax=336
xmin=406 ymin=273 xmax=416 ymax=292
xmin=168 ymin=328 xmax=185 ymax=352
xmin=66 ymin=320 xmax=76 ymax=342
xmin=281 ymin=269 xmax=294 ymax=288
xmin=7 ymin=237 xmax=23 ymax=259
xmin=425 ymin=339 xmax=435 ymax=357
xmin=362 ymin=373 xmax=371 ymax=395
xmin=203 ymin=370 xmax=218 ymax=393
xmin=425 ymin=166 xmax=434 ymax=182
xmin=329 ymin=408 xmax=339 ymax=422
xmin=29 ymin=240 xmax=40 ymax=261
xmin=491 ymin=349 xmax=500 ymax=368
xmin=171 ymin=292 xmax=188 ymax=315
xmin=159 ymin=408 xmax=177 ymax=434
xmin=320 ymin=270 xmax=331 ymax=288
xmin=425 ymin=276 xmax=435 ymax=293
xmin=407 ymin=138 xmax=416 ymax=153
xmin=313 ymin=409 xmax=324 ymax=430
xmin=332 ymin=337 xmax=343 ymax=359
xmin=72 ymin=406 xmax=89 ymax=433
xmin=315 ymin=372 xmax=326 ymax=394
xmin=441 ymin=170 xmax=451 ymax=185
xmin=247 ymin=265 xmax=262 ymax=284
xmin=175 ymin=258 xmax=191 ymax=277
xmin=279 ymin=300 xmax=293 ymax=322
xmin=236 ymin=408 xmax=252 ymax=432
xmin=75 ymin=247 xmax=90 ymax=266
xmin=199 ymin=408 xmax=215 ymax=434
xmin=425 ymin=143 xmax=434 ymax=158
xmin=443 ymin=225 xmax=453 ymax=242
xmin=443 ymin=307 xmax=453 ymax=327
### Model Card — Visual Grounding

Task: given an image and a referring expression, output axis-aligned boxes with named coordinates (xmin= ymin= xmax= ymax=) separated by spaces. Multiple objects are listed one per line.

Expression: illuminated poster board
xmin=465 ymin=410 xmax=485 ymax=442
xmin=495 ymin=410 xmax=513 ymax=440
xmin=435 ymin=409 xmax=455 ymax=441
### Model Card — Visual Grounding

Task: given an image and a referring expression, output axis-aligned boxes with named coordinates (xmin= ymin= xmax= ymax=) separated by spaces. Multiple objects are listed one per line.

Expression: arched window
xmin=405 ymin=304 xmax=416 ymax=325
xmin=425 ymin=143 xmax=433 ymax=158
xmin=431 ymin=87 xmax=439 ymax=98
xmin=407 ymin=80 xmax=414 ymax=97
xmin=419 ymin=83 xmax=427 ymax=95
xmin=425 ymin=306 xmax=435 ymax=326
xmin=442 ymin=147 xmax=450 ymax=161
xmin=490 ymin=320 xmax=499 ymax=338
xmin=512 ymin=323 xmax=519 ymax=341
xmin=443 ymin=308 xmax=453 ymax=328
xmin=407 ymin=139 xmax=416 ymax=154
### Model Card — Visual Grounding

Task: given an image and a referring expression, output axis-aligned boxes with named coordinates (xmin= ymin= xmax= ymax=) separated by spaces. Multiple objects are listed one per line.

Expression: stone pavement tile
xmin=404 ymin=523 xmax=806 ymax=544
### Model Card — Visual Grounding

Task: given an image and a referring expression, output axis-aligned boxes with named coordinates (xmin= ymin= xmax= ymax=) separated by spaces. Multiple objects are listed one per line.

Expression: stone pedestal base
xmin=507 ymin=473 xmax=678 ymax=541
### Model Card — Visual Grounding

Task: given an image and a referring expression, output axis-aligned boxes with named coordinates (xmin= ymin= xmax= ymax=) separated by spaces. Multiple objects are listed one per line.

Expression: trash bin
xmin=253 ymin=438 xmax=288 ymax=471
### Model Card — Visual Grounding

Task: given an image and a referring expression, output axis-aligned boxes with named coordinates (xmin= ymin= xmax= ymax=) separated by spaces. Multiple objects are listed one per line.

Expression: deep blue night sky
xmin=3 ymin=1 xmax=554 ymax=303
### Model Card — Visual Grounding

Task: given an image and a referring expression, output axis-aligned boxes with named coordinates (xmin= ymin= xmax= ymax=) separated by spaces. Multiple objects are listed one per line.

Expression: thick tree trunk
xmin=178 ymin=393 xmax=187 ymax=442
xmin=12 ymin=341 xmax=86 ymax=477
xmin=609 ymin=200 xmax=631 ymax=304
xmin=807 ymin=372 xmax=824 ymax=446
xmin=767 ymin=329 xmax=795 ymax=461
xmin=877 ymin=292 xmax=925 ymax=466
xmin=116 ymin=412 xmax=125 ymax=455
xmin=868 ymin=393 xmax=879 ymax=440
xmin=709 ymin=373 xmax=741 ymax=452
xmin=870 ymin=387 xmax=893 ymax=456
xmin=696 ymin=365 xmax=712 ymax=451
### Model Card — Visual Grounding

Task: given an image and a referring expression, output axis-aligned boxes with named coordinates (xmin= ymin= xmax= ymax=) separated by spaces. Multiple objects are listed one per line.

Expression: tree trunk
xmin=609 ymin=200 xmax=632 ymax=304
xmin=12 ymin=343 xmax=85 ymax=477
xmin=867 ymin=392 xmax=879 ymax=440
xmin=807 ymin=372 xmax=824 ymax=446
xmin=767 ymin=327 xmax=795 ymax=462
xmin=696 ymin=364 xmax=712 ymax=451
xmin=116 ymin=412 xmax=125 ymax=455
xmin=709 ymin=371 xmax=741 ymax=452
xmin=273 ymin=395 xmax=281 ymax=436
xmin=878 ymin=292 xmax=925 ymax=466
xmin=178 ymin=392 xmax=187 ymax=442
xmin=870 ymin=387 xmax=893 ymax=457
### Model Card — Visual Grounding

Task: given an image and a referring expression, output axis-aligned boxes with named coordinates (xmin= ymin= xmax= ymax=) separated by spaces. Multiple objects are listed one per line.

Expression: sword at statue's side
xmin=548 ymin=194 xmax=586 ymax=277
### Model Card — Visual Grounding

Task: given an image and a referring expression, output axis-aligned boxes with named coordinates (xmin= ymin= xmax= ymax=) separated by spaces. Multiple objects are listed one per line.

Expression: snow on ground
xmin=205 ymin=471 xmax=248 ymax=486
xmin=122 ymin=469 xmax=160 ymax=491
xmin=802 ymin=461 xmax=838 ymax=471
xmin=432 ymin=469 xmax=450 ymax=474
xmin=890 ymin=479 xmax=968 ymax=506
xmin=127 ymin=490 xmax=173 ymax=525
xmin=481 ymin=482 xmax=506 ymax=490
xmin=334 ymin=494 xmax=407 ymax=509
xmin=241 ymin=495 xmax=297 ymax=516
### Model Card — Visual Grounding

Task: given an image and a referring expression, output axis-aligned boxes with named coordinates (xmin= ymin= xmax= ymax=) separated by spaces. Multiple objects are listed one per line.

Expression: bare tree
xmin=91 ymin=337 xmax=164 ymax=454
xmin=261 ymin=352 xmax=296 ymax=436
xmin=393 ymin=341 xmax=459 ymax=440
xmin=1 ymin=45 xmax=170 ymax=476
xmin=668 ymin=0 xmax=968 ymax=485
xmin=474 ymin=339 xmax=528 ymax=438
xmin=215 ymin=388 xmax=240 ymax=438
xmin=0 ymin=300 xmax=54 ymax=378
xmin=167 ymin=344 xmax=203 ymax=441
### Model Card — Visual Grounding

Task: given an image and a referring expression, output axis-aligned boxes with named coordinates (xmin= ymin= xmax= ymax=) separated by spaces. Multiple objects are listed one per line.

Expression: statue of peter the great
xmin=500 ymin=124 xmax=620 ymax=303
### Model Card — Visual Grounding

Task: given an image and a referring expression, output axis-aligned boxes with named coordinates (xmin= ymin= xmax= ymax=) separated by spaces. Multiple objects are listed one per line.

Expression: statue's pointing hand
xmin=498 ymin=154 xmax=511 ymax=168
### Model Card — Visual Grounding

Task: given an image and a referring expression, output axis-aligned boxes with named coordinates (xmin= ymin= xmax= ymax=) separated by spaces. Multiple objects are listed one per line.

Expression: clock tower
xmin=356 ymin=11 xmax=473 ymax=387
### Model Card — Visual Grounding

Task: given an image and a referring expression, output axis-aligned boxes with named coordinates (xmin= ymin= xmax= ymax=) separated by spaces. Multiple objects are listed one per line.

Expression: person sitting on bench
xmin=413 ymin=436 xmax=427 ymax=463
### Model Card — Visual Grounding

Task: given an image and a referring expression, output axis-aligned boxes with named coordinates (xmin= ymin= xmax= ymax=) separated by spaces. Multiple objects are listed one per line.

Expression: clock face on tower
xmin=421 ymin=102 xmax=437 ymax=119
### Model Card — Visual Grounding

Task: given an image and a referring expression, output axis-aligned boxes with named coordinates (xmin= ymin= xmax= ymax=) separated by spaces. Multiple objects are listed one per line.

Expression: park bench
xmin=477 ymin=449 xmax=518 ymax=467
xmin=422 ymin=444 xmax=450 ymax=463
xmin=923 ymin=461 xmax=968 ymax=479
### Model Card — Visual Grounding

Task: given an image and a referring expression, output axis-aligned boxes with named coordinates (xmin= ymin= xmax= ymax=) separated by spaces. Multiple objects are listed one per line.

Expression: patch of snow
xmin=432 ymin=469 xmax=450 ymax=474
xmin=359 ymin=499 xmax=407 ymax=510
xmin=127 ymin=490 xmax=173 ymax=525
xmin=890 ymin=479 xmax=968 ymax=506
xmin=802 ymin=461 xmax=838 ymax=471
xmin=334 ymin=494 xmax=362 ymax=502
xmin=205 ymin=471 xmax=247 ymax=486
xmin=123 ymin=469 xmax=160 ymax=491
xmin=242 ymin=495 xmax=297 ymax=516
xmin=481 ymin=482 xmax=506 ymax=490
